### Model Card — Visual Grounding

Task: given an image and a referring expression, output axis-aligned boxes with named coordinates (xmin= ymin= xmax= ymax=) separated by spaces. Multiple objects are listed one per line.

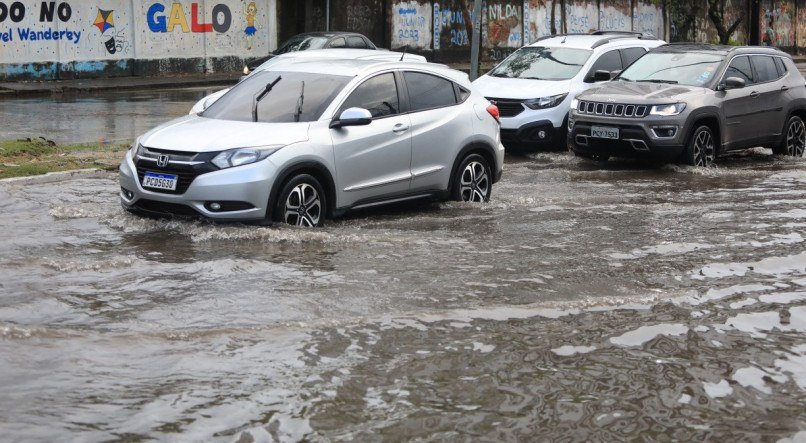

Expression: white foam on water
xmin=703 ymin=379 xmax=733 ymax=399
xmin=759 ymin=292 xmax=806 ymax=304
xmin=551 ymin=345 xmax=596 ymax=356
xmin=610 ymin=242 xmax=714 ymax=260
xmin=472 ymin=342 xmax=495 ymax=353
xmin=774 ymin=343 xmax=806 ymax=391
xmin=732 ymin=367 xmax=776 ymax=394
xmin=729 ymin=298 xmax=758 ymax=309
xmin=691 ymin=252 xmax=806 ymax=280
xmin=673 ymin=284 xmax=774 ymax=306
xmin=609 ymin=323 xmax=688 ymax=347
xmin=777 ymin=430 xmax=806 ymax=443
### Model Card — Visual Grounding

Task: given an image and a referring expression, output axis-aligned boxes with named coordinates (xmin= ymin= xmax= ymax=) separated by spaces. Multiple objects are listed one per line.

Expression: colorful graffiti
xmin=484 ymin=0 xmax=522 ymax=48
xmin=761 ymin=0 xmax=795 ymax=47
xmin=798 ymin=0 xmax=806 ymax=48
xmin=392 ymin=1 xmax=432 ymax=49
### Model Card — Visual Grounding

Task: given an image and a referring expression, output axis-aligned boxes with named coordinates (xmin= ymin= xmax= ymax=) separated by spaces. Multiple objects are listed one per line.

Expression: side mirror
xmin=586 ymin=70 xmax=612 ymax=83
xmin=330 ymin=107 xmax=372 ymax=129
xmin=723 ymin=77 xmax=746 ymax=90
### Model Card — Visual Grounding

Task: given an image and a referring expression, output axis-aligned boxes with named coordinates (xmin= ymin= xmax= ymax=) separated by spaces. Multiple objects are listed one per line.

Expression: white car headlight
xmin=650 ymin=103 xmax=686 ymax=116
xmin=212 ymin=146 xmax=283 ymax=169
xmin=523 ymin=93 xmax=568 ymax=110
xmin=570 ymin=98 xmax=579 ymax=110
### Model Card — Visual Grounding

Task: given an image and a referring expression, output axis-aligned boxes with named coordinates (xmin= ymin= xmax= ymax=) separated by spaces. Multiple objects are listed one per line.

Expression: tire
xmin=272 ymin=174 xmax=326 ymax=227
xmin=774 ymin=115 xmax=806 ymax=157
xmin=451 ymin=154 xmax=492 ymax=202
xmin=684 ymin=125 xmax=716 ymax=167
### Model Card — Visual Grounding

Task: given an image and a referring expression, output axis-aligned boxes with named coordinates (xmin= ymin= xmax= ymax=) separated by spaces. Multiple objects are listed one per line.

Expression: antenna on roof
xmin=400 ymin=45 xmax=408 ymax=61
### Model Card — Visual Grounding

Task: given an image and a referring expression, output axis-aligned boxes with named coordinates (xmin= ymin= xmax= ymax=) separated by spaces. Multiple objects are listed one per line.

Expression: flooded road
xmin=1 ymin=150 xmax=805 ymax=441
xmin=0 ymin=86 xmax=226 ymax=144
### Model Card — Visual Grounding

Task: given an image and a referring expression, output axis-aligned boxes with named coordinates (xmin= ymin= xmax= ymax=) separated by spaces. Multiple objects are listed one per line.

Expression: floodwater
xmin=0 ymin=86 xmax=226 ymax=145
xmin=1 ymin=149 xmax=805 ymax=441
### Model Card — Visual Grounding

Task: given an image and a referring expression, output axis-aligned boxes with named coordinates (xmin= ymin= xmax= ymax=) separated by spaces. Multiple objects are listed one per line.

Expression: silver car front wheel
xmin=273 ymin=174 xmax=326 ymax=227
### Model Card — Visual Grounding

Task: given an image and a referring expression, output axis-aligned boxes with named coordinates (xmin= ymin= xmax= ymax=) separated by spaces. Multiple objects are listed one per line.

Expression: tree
xmin=707 ymin=0 xmax=744 ymax=44
xmin=668 ymin=0 xmax=701 ymax=42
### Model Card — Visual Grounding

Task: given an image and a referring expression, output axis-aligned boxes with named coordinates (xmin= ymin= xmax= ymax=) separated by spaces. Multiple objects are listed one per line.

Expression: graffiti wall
xmin=798 ymin=0 xmax=806 ymax=48
xmin=432 ymin=0 xmax=472 ymax=51
xmin=565 ymin=0 xmax=597 ymax=34
xmin=599 ymin=0 xmax=631 ymax=32
xmin=633 ymin=0 xmax=662 ymax=38
xmin=483 ymin=0 xmax=523 ymax=60
xmin=392 ymin=0 xmax=432 ymax=49
xmin=0 ymin=0 xmax=277 ymax=79
xmin=760 ymin=0 xmax=795 ymax=47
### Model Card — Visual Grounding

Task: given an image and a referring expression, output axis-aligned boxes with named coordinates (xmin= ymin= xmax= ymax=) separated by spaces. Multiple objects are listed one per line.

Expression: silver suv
xmin=569 ymin=44 xmax=806 ymax=165
xmin=119 ymin=59 xmax=504 ymax=226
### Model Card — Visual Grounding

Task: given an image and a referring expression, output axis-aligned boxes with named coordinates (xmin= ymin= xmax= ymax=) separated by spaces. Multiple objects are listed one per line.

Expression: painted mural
xmin=565 ymin=0 xmax=597 ymax=34
xmin=524 ymin=0 xmax=561 ymax=42
xmin=1 ymin=0 xmax=277 ymax=75
xmin=392 ymin=0 xmax=432 ymax=49
xmin=482 ymin=0 xmax=521 ymax=60
xmin=798 ymin=0 xmax=806 ymax=48
xmin=761 ymin=0 xmax=795 ymax=47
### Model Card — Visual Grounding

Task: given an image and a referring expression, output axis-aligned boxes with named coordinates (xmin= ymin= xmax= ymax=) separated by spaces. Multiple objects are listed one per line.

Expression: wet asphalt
xmin=0 ymin=89 xmax=805 ymax=441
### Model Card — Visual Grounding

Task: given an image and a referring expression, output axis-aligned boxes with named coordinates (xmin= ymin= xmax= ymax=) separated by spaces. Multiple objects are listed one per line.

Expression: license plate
xmin=143 ymin=172 xmax=178 ymax=191
xmin=591 ymin=126 xmax=619 ymax=139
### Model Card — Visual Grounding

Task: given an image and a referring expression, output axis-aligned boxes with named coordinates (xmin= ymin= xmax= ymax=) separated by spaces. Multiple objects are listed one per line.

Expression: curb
xmin=0 ymin=168 xmax=114 ymax=184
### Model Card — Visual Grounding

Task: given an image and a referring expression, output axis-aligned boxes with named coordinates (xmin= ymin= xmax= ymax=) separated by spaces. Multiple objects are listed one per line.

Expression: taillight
xmin=486 ymin=104 xmax=500 ymax=124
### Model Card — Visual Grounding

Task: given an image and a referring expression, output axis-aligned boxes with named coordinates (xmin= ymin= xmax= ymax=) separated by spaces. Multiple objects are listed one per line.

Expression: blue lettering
xmin=147 ymin=3 xmax=167 ymax=32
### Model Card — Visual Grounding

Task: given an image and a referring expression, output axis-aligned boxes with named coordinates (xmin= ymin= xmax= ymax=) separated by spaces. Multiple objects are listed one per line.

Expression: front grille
xmin=135 ymin=147 xmax=218 ymax=194
xmin=133 ymin=199 xmax=201 ymax=217
xmin=487 ymin=97 xmax=524 ymax=118
xmin=577 ymin=101 xmax=648 ymax=118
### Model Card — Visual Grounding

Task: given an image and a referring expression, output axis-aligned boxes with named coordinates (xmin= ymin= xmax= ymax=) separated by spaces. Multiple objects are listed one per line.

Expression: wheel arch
xmin=269 ymin=161 xmax=337 ymax=220
xmin=686 ymin=112 xmax=722 ymax=155
xmin=447 ymin=141 xmax=498 ymax=196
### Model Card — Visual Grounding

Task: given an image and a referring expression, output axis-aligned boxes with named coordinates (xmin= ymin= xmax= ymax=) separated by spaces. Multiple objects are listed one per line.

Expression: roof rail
xmin=590 ymin=31 xmax=645 ymax=37
xmin=534 ymin=31 xmax=655 ymax=48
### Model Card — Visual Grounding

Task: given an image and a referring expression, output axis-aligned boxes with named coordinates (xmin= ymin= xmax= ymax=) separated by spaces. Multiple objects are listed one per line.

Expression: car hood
xmin=472 ymin=75 xmax=572 ymax=100
xmin=577 ymin=81 xmax=707 ymax=103
xmin=140 ymin=116 xmax=310 ymax=153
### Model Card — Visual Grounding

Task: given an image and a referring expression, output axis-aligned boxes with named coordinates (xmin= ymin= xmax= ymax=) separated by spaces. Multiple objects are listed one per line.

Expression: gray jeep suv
xmin=568 ymin=44 xmax=806 ymax=166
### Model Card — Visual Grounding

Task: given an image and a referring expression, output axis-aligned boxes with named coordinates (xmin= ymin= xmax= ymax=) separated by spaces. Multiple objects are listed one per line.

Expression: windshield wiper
xmin=293 ymin=81 xmax=305 ymax=123
xmin=489 ymin=72 xmax=510 ymax=78
xmin=619 ymin=77 xmax=633 ymax=82
xmin=252 ymin=75 xmax=282 ymax=122
xmin=637 ymin=79 xmax=679 ymax=84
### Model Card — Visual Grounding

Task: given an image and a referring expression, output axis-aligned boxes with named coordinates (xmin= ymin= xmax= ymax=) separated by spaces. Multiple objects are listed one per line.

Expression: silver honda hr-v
xmin=119 ymin=59 xmax=504 ymax=226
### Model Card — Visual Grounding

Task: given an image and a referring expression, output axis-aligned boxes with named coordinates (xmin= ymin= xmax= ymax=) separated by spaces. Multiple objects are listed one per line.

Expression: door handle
xmin=392 ymin=123 xmax=410 ymax=133
xmin=750 ymin=91 xmax=759 ymax=98
xmin=781 ymin=85 xmax=789 ymax=92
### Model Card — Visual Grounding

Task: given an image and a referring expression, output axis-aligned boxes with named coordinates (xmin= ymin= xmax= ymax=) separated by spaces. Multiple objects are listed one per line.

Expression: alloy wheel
xmin=692 ymin=129 xmax=715 ymax=167
xmin=459 ymin=161 xmax=490 ymax=202
xmin=283 ymin=183 xmax=322 ymax=227
xmin=786 ymin=119 xmax=806 ymax=157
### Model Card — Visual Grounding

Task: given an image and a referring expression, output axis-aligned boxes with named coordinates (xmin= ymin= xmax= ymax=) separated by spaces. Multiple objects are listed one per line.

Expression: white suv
xmin=473 ymin=32 xmax=664 ymax=151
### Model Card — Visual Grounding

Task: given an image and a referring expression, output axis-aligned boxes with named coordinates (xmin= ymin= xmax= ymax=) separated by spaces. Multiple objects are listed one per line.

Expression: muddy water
xmin=0 ymin=87 xmax=224 ymax=144
xmin=1 ymin=152 xmax=805 ymax=441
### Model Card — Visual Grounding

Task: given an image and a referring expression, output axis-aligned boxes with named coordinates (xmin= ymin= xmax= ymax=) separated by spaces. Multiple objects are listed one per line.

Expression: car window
xmin=275 ymin=35 xmax=329 ymax=54
xmin=340 ymin=73 xmax=400 ymax=119
xmin=456 ymin=85 xmax=471 ymax=102
xmin=329 ymin=37 xmax=346 ymax=48
xmin=347 ymin=36 xmax=367 ymax=48
xmin=487 ymin=46 xmax=592 ymax=80
xmin=202 ymin=71 xmax=351 ymax=123
xmin=752 ymin=55 xmax=779 ymax=83
xmin=403 ymin=72 xmax=457 ymax=112
xmin=773 ymin=56 xmax=788 ymax=76
xmin=620 ymin=47 xmax=647 ymax=68
xmin=618 ymin=51 xmax=724 ymax=87
xmin=587 ymin=50 xmax=623 ymax=80
xmin=725 ymin=56 xmax=754 ymax=84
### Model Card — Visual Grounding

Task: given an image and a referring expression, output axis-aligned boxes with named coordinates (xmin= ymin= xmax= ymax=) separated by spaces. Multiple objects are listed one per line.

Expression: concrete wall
xmin=0 ymin=0 xmax=277 ymax=80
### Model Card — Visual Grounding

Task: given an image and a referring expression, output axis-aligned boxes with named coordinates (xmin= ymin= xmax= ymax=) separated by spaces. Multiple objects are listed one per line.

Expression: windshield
xmin=275 ymin=35 xmax=329 ymax=54
xmin=488 ymin=46 xmax=592 ymax=80
xmin=618 ymin=52 xmax=725 ymax=87
xmin=201 ymin=70 xmax=351 ymax=123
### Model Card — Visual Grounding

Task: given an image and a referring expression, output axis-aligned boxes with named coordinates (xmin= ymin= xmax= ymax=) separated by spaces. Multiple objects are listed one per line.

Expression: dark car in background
xmin=244 ymin=32 xmax=377 ymax=73
xmin=569 ymin=44 xmax=806 ymax=166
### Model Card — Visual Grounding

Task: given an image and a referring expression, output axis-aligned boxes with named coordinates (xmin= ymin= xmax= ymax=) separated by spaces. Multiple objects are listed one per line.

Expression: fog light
xmin=651 ymin=126 xmax=678 ymax=138
xmin=121 ymin=187 xmax=134 ymax=200
xmin=538 ymin=130 xmax=546 ymax=139
xmin=210 ymin=202 xmax=222 ymax=211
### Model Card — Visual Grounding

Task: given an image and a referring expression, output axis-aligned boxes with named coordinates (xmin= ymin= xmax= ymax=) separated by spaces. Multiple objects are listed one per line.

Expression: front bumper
xmin=568 ymin=114 xmax=687 ymax=162
xmin=500 ymin=120 xmax=563 ymax=148
xmin=118 ymin=150 xmax=276 ymax=221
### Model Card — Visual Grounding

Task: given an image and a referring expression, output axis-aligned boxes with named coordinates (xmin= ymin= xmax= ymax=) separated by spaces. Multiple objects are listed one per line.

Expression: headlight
xmin=570 ymin=98 xmax=579 ymax=110
xmin=132 ymin=141 xmax=144 ymax=157
xmin=211 ymin=146 xmax=283 ymax=169
xmin=523 ymin=93 xmax=568 ymax=110
xmin=649 ymin=103 xmax=686 ymax=116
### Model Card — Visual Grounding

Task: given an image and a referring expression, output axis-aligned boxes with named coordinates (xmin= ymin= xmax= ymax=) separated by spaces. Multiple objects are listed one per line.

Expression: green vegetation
xmin=0 ymin=138 xmax=130 ymax=179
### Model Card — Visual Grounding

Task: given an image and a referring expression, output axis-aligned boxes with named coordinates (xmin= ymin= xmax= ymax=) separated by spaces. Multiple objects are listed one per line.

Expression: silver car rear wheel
xmin=452 ymin=154 xmax=492 ymax=202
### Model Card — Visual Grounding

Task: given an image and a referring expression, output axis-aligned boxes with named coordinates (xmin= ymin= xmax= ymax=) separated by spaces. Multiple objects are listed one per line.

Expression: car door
xmin=330 ymin=72 xmax=412 ymax=207
xmin=720 ymin=55 xmax=760 ymax=150
xmin=403 ymin=71 xmax=466 ymax=192
xmin=750 ymin=55 xmax=786 ymax=145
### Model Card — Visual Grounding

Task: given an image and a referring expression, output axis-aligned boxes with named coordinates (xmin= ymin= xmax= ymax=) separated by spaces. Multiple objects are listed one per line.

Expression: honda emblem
xmin=157 ymin=155 xmax=169 ymax=167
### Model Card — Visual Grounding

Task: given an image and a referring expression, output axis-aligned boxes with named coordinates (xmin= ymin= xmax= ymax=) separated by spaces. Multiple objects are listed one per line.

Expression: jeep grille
xmin=577 ymin=101 xmax=648 ymax=118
